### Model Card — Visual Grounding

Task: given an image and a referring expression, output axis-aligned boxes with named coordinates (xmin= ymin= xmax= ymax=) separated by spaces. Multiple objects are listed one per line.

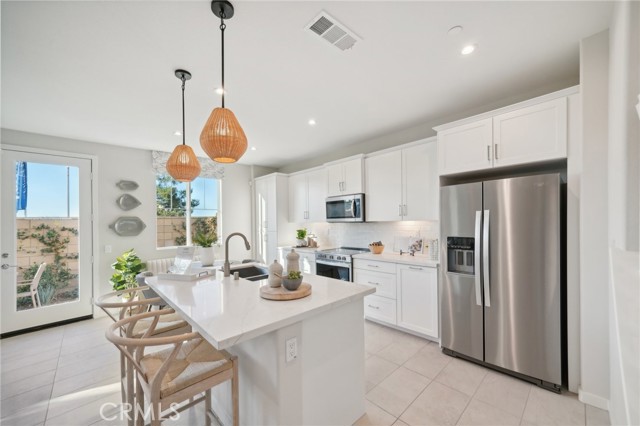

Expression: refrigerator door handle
xmin=474 ymin=210 xmax=482 ymax=306
xmin=483 ymin=209 xmax=491 ymax=307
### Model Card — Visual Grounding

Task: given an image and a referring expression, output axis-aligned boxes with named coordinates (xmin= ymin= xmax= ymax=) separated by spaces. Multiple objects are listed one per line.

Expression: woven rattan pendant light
xmin=200 ymin=0 xmax=248 ymax=164
xmin=167 ymin=70 xmax=201 ymax=182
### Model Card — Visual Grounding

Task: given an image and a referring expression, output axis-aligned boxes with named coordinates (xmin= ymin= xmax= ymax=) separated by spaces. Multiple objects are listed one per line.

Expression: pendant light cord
xmin=181 ymin=75 xmax=186 ymax=145
xmin=220 ymin=12 xmax=226 ymax=108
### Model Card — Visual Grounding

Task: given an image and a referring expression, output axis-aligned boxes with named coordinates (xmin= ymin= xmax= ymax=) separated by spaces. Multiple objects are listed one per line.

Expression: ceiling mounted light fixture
xmin=166 ymin=69 xmax=201 ymax=182
xmin=461 ymin=44 xmax=476 ymax=55
xmin=200 ymin=0 xmax=248 ymax=164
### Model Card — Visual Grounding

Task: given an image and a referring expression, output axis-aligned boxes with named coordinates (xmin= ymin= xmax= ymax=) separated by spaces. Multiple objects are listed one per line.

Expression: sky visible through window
xmin=16 ymin=162 xmax=79 ymax=218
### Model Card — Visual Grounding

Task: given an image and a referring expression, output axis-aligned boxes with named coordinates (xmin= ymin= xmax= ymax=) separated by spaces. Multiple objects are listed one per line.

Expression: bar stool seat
xmin=139 ymin=337 xmax=232 ymax=398
xmin=131 ymin=313 xmax=187 ymax=338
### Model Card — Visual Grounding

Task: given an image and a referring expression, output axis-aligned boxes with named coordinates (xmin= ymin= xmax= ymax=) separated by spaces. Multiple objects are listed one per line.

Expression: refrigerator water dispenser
xmin=446 ymin=237 xmax=475 ymax=274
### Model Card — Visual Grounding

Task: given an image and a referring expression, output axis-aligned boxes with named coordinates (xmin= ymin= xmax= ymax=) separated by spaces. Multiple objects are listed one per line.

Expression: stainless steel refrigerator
xmin=440 ymin=173 xmax=563 ymax=391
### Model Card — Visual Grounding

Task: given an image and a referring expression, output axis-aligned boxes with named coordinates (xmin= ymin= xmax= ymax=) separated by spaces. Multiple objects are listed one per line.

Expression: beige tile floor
xmin=0 ymin=317 xmax=611 ymax=426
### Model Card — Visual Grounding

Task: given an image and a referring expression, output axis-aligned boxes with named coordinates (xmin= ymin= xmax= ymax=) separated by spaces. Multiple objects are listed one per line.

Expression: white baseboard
xmin=578 ymin=386 xmax=610 ymax=410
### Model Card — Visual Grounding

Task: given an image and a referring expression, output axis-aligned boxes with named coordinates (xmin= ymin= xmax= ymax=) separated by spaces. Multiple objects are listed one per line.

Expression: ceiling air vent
xmin=306 ymin=12 xmax=361 ymax=51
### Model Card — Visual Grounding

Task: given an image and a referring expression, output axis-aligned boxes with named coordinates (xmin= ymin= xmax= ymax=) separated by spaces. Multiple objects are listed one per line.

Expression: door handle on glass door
xmin=474 ymin=211 xmax=482 ymax=306
xmin=483 ymin=209 xmax=491 ymax=307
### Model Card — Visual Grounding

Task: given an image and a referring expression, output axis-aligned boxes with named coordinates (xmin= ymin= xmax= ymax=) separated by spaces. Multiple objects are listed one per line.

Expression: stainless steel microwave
xmin=326 ymin=194 xmax=365 ymax=222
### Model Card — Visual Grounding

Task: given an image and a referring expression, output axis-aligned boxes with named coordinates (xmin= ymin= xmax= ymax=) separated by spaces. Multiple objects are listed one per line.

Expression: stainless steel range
xmin=315 ymin=247 xmax=369 ymax=282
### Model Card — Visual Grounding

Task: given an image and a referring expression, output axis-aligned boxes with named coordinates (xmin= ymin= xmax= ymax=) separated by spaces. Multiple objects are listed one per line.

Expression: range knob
xmin=340 ymin=256 xmax=346 ymax=261
xmin=329 ymin=255 xmax=334 ymax=260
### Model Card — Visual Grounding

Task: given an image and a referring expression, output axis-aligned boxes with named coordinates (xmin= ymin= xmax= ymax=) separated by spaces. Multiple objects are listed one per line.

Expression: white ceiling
xmin=1 ymin=1 xmax=612 ymax=169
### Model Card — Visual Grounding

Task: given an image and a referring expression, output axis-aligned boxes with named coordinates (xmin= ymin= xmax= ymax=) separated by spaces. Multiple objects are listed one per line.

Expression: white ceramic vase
xmin=199 ymin=246 xmax=215 ymax=266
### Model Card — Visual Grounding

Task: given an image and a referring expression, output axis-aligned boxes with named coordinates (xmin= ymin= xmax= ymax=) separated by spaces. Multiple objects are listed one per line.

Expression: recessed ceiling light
xmin=250 ymin=146 xmax=257 ymax=151
xmin=174 ymin=130 xmax=182 ymax=136
xmin=308 ymin=119 xmax=316 ymax=126
xmin=215 ymin=87 xmax=224 ymax=95
xmin=448 ymin=26 xmax=463 ymax=36
xmin=461 ymin=44 xmax=476 ymax=55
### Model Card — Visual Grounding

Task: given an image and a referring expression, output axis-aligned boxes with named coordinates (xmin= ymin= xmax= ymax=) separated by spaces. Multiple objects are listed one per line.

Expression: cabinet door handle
xmin=494 ymin=144 xmax=499 ymax=159
xmin=399 ymin=204 xmax=403 ymax=216
xmin=403 ymin=204 xmax=407 ymax=216
xmin=367 ymin=304 xmax=380 ymax=310
xmin=487 ymin=145 xmax=491 ymax=161
xmin=367 ymin=281 xmax=380 ymax=285
xmin=408 ymin=266 xmax=423 ymax=270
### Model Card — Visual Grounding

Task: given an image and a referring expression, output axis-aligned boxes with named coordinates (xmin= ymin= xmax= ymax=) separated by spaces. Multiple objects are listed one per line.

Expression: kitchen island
xmin=146 ymin=272 xmax=375 ymax=426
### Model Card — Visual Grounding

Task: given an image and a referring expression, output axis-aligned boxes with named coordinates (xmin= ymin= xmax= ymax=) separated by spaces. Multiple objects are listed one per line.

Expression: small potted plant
xmin=110 ymin=249 xmax=146 ymax=291
xmin=296 ymin=228 xmax=307 ymax=247
xmin=194 ymin=231 xmax=217 ymax=266
xmin=282 ymin=270 xmax=303 ymax=291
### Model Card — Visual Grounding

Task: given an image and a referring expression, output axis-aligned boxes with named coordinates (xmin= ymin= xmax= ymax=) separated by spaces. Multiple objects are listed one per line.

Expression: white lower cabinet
xmin=356 ymin=258 xmax=439 ymax=340
xmin=355 ymin=260 xmax=397 ymax=324
xmin=364 ymin=294 xmax=397 ymax=324
xmin=396 ymin=264 xmax=438 ymax=339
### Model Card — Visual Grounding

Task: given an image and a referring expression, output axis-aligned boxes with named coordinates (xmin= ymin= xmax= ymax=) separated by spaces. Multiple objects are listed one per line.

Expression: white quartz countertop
xmin=353 ymin=252 xmax=439 ymax=267
xmin=146 ymin=272 xmax=375 ymax=350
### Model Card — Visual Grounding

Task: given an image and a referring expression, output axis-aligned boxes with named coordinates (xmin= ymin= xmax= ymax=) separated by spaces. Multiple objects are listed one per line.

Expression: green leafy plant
xmin=296 ymin=228 xmax=307 ymax=240
xmin=110 ymin=249 xmax=146 ymax=291
xmin=194 ymin=231 xmax=217 ymax=248
xmin=287 ymin=270 xmax=302 ymax=280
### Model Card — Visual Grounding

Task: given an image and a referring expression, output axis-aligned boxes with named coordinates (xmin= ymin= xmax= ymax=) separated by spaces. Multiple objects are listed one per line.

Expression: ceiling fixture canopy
xmin=200 ymin=0 xmax=248 ymax=164
xmin=166 ymin=69 xmax=201 ymax=182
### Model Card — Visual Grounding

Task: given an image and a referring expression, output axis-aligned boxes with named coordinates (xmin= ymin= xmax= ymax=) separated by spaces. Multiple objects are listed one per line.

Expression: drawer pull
xmin=367 ymin=281 xmax=380 ymax=285
xmin=367 ymin=304 xmax=380 ymax=310
xmin=408 ymin=266 xmax=423 ymax=270
xmin=367 ymin=264 xmax=379 ymax=268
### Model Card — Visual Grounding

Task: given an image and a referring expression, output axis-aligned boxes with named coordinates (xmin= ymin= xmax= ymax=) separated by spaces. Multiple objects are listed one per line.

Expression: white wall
xmin=607 ymin=2 xmax=640 ymax=425
xmin=0 ymin=128 xmax=254 ymax=313
xmin=608 ymin=1 xmax=640 ymax=252
xmin=578 ymin=30 xmax=610 ymax=409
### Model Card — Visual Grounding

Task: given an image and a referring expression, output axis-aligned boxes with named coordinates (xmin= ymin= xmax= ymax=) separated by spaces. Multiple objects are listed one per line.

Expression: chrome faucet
xmin=223 ymin=232 xmax=251 ymax=277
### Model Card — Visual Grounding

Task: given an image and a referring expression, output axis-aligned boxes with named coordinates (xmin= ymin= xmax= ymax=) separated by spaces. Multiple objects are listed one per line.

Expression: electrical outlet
xmin=285 ymin=337 xmax=297 ymax=363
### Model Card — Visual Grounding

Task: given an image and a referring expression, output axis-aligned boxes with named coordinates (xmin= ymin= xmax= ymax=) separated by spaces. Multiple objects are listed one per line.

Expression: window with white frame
xmin=151 ymin=151 xmax=224 ymax=249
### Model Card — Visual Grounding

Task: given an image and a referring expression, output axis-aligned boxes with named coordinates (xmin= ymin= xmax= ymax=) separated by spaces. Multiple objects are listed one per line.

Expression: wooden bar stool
xmin=105 ymin=309 xmax=239 ymax=426
xmin=96 ymin=286 xmax=191 ymax=425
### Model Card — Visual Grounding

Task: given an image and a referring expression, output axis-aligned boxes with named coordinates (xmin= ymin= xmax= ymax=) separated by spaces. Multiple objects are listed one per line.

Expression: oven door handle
xmin=315 ymin=259 xmax=351 ymax=269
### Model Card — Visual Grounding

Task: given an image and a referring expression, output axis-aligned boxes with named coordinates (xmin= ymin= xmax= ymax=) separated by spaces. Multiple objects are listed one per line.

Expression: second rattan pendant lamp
xmin=200 ymin=0 xmax=248 ymax=164
xmin=166 ymin=69 xmax=201 ymax=182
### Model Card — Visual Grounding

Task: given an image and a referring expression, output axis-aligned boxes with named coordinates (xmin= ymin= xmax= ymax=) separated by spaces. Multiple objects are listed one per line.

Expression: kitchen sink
xmin=223 ymin=263 xmax=269 ymax=281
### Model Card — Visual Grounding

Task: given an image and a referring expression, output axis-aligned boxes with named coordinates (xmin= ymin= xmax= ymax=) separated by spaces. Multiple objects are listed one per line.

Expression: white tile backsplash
xmin=300 ymin=221 xmax=439 ymax=253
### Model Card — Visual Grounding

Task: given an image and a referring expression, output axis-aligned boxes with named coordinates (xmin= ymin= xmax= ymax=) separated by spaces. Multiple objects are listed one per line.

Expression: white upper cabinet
xmin=288 ymin=167 xmax=327 ymax=223
xmin=493 ymin=97 xmax=567 ymax=167
xmin=365 ymin=150 xmax=402 ymax=222
xmin=326 ymin=157 xmax=363 ymax=196
xmin=402 ymin=142 xmax=438 ymax=221
xmin=436 ymin=89 xmax=574 ymax=176
xmin=437 ymin=118 xmax=493 ymax=175
xmin=365 ymin=139 xmax=438 ymax=222
xmin=306 ymin=168 xmax=327 ymax=222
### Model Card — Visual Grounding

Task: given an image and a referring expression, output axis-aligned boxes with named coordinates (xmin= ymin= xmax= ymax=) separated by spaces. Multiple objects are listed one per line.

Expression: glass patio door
xmin=1 ymin=148 xmax=93 ymax=335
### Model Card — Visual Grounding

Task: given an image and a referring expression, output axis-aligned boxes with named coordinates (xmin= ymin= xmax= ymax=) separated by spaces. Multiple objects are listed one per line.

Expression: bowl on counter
xmin=282 ymin=277 xmax=303 ymax=291
xmin=369 ymin=245 xmax=385 ymax=255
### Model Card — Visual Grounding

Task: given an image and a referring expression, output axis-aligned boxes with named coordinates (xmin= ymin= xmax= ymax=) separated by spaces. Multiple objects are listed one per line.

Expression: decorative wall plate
xmin=109 ymin=216 xmax=146 ymax=236
xmin=116 ymin=180 xmax=139 ymax=191
xmin=116 ymin=194 xmax=142 ymax=211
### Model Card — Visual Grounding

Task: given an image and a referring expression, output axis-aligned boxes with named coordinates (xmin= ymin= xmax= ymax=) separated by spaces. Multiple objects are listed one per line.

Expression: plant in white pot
xmin=296 ymin=228 xmax=307 ymax=247
xmin=194 ymin=231 xmax=217 ymax=266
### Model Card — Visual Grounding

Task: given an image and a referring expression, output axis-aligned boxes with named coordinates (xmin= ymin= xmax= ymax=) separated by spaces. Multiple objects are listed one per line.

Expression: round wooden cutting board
xmin=260 ymin=283 xmax=312 ymax=301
